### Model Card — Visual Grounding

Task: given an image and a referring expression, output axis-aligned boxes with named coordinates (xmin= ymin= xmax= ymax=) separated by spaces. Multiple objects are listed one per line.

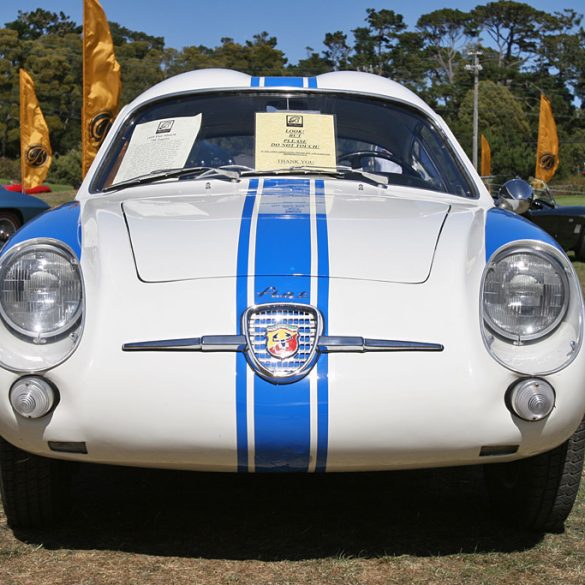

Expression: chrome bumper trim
xmin=318 ymin=336 xmax=444 ymax=353
xmin=123 ymin=335 xmax=246 ymax=352
xmin=123 ymin=335 xmax=443 ymax=353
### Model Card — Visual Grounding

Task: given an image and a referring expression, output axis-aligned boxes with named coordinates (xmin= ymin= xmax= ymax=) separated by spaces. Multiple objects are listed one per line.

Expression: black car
xmin=496 ymin=179 xmax=585 ymax=261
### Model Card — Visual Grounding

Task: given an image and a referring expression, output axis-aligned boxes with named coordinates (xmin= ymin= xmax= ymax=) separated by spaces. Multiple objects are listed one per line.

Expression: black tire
xmin=0 ymin=436 xmax=72 ymax=529
xmin=484 ymin=417 xmax=585 ymax=532
xmin=576 ymin=234 xmax=585 ymax=262
xmin=0 ymin=210 xmax=21 ymax=247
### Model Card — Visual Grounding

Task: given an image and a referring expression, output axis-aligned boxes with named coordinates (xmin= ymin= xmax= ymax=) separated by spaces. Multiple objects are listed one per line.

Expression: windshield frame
xmin=89 ymin=89 xmax=479 ymax=199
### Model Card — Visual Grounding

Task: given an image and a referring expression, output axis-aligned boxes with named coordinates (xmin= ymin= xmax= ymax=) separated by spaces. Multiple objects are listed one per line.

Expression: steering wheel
xmin=338 ymin=150 xmax=421 ymax=180
xmin=338 ymin=150 xmax=404 ymax=169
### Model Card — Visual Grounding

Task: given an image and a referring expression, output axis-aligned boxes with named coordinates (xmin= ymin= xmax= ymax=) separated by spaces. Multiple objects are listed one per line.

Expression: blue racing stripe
xmin=485 ymin=208 xmax=561 ymax=260
xmin=315 ymin=179 xmax=329 ymax=472
xmin=254 ymin=178 xmax=312 ymax=471
xmin=263 ymin=77 xmax=305 ymax=87
xmin=250 ymin=76 xmax=318 ymax=89
xmin=235 ymin=179 xmax=259 ymax=472
xmin=1 ymin=201 xmax=81 ymax=259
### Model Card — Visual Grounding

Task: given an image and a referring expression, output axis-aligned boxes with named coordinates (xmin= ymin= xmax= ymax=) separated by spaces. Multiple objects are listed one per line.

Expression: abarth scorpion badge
xmin=243 ymin=303 xmax=323 ymax=384
xmin=266 ymin=325 xmax=299 ymax=360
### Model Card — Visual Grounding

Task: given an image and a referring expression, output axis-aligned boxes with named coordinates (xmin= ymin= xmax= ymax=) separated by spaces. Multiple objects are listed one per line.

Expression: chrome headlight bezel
xmin=482 ymin=246 xmax=570 ymax=344
xmin=0 ymin=238 xmax=85 ymax=373
xmin=480 ymin=240 xmax=583 ymax=376
xmin=0 ymin=240 xmax=83 ymax=342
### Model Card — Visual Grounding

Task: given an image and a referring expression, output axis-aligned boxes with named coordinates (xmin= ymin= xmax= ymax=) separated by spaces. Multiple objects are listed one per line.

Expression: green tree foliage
xmin=166 ymin=33 xmax=287 ymax=77
xmin=0 ymin=2 xmax=583 ymax=182
xmin=291 ymin=47 xmax=331 ymax=76
xmin=49 ymin=145 xmax=82 ymax=187
xmin=323 ymin=32 xmax=350 ymax=71
xmin=5 ymin=9 xmax=80 ymax=40
xmin=471 ymin=1 xmax=551 ymax=67
xmin=454 ymin=80 xmax=533 ymax=179
xmin=351 ymin=9 xmax=407 ymax=75
xmin=416 ymin=9 xmax=473 ymax=91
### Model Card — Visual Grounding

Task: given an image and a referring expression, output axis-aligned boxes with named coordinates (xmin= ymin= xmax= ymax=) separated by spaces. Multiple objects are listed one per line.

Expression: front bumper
xmin=1 ymin=276 xmax=584 ymax=472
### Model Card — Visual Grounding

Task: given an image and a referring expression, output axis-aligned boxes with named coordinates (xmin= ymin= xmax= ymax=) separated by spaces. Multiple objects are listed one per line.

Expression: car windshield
xmin=92 ymin=92 xmax=477 ymax=198
xmin=533 ymin=185 xmax=556 ymax=206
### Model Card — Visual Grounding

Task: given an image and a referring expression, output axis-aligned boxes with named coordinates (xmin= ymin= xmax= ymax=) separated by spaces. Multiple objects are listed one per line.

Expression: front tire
xmin=0 ymin=436 xmax=72 ymax=529
xmin=0 ymin=211 xmax=21 ymax=248
xmin=576 ymin=234 xmax=585 ymax=262
xmin=484 ymin=417 xmax=585 ymax=532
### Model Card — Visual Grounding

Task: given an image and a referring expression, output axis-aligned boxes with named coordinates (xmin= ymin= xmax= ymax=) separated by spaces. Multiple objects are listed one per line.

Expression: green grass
xmin=0 ymin=178 xmax=75 ymax=193
xmin=557 ymin=195 xmax=585 ymax=206
xmin=35 ymin=190 xmax=76 ymax=207
xmin=1 ymin=177 xmax=76 ymax=207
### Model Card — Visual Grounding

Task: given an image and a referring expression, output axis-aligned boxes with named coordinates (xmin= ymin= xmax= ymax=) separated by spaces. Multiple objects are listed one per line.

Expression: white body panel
xmin=123 ymin=183 xmax=449 ymax=283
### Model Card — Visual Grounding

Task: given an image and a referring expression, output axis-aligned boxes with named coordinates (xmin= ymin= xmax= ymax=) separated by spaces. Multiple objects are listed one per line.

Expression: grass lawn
xmin=557 ymin=195 xmax=585 ymax=206
xmin=2 ymin=189 xmax=585 ymax=584
xmin=0 ymin=178 xmax=76 ymax=208
xmin=35 ymin=190 xmax=77 ymax=207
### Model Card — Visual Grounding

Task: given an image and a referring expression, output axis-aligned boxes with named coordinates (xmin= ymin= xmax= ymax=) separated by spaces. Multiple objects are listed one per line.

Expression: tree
xmin=0 ymin=29 xmax=23 ymax=157
xmin=388 ymin=32 xmax=428 ymax=92
xmin=4 ymin=9 xmax=80 ymax=40
xmin=24 ymin=32 xmax=83 ymax=154
xmin=164 ymin=45 xmax=216 ymax=77
xmin=536 ymin=23 xmax=585 ymax=107
xmin=291 ymin=47 xmax=331 ymax=76
xmin=417 ymin=9 xmax=474 ymax=85
xmin=472 ymin=1 xmax=555 ymax=67
xmin=454 ymin=80 xmax=533 ymax=178
xmin=108 ymin=22 xmax=164 ymax=54
xmin=243 ymin=32 xmax=288 ymax=75
xmin=323 ymin=31 xmax=350 ymax=71
xmin=350 ymin=9 xmax=406 ymax=75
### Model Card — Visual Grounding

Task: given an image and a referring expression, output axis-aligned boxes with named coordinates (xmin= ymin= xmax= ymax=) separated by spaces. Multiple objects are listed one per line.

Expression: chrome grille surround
xmin=243 ymin=303 xmax=323 ymax=384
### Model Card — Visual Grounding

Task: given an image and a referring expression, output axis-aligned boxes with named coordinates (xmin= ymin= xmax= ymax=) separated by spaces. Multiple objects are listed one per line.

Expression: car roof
xmin=128 ymin=68 xmax=435 ymax=117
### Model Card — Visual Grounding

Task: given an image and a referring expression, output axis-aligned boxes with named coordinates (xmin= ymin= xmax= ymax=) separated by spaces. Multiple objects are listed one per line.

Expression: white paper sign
xmin=113 ymin=114 xmax=202 ymax=184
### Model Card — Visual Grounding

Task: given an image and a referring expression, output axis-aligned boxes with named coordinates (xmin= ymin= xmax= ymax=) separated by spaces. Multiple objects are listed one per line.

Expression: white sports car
xmin=1 ymin=69 xmax=584 ymax=532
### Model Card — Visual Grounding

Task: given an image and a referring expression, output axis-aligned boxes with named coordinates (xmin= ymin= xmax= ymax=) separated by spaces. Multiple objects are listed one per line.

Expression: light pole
xmin=465 ymin=49 xmax=482 ymax=171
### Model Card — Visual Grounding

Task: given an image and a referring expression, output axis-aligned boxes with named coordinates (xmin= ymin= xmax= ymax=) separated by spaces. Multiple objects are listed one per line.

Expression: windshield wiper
xmin=102 ymin=166 xmax=242 ymax=193
xmin=241 ymin=165 xmax=389 ymax=187
xmin=102 ymin=164 xmax=388 ymax=193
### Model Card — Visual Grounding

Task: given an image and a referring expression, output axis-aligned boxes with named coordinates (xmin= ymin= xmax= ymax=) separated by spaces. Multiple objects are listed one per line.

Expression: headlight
xmin=481 ymin=241 xmax=583 ymax=375
xmin=0 ymin=239 xmax=84 ymax=373
xmin=0 ymin=242 xmax=82 ymax=341
xmin=483 ymin=248 xmax=569 ymax=343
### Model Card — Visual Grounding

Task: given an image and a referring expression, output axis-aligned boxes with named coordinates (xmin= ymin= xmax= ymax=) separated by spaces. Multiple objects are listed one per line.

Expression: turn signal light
xmin=507 ymin=378 xmax=555 ymax=421
xmin=9 ymin=376 xmax=57 ymax=419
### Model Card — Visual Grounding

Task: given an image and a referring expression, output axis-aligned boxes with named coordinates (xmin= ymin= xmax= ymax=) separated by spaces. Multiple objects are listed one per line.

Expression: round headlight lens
xmin=483 ymin=249 xmax=569 ymax=342
xmin=0 ymin=243 xmax=82 ymax=340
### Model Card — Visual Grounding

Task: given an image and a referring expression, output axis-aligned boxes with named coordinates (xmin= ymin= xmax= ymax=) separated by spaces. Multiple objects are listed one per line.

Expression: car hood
xmin=123 ymin=179 xmax=450 ymax=284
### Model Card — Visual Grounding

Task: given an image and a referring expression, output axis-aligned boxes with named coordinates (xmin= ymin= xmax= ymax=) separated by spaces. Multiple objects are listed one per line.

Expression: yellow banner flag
xmin=19 ymin=69 xmax=52 ymax=192
xmin=82 ymin=0 xmax=121 ymax=177
xmin=480 ymin=133 xmax=491 ymax=177
xmin=535 ymin=94 xmax=559 ymax=183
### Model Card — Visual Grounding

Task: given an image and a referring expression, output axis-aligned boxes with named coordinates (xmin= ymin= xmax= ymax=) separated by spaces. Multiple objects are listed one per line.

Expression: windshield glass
xmin=92 ymin=92 xmax=477 ymax=197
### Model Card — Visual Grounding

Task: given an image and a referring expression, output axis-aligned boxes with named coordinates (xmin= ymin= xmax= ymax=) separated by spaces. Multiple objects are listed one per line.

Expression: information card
xmin=114 ymin=114 xmax=202 ymax=184
xmin=255 ymin=112 xmax=336 ymax=170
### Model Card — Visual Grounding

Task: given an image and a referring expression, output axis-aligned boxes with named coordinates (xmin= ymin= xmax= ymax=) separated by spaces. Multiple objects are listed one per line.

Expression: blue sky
xmin=1 ymin=1 xmax=583 ymax=64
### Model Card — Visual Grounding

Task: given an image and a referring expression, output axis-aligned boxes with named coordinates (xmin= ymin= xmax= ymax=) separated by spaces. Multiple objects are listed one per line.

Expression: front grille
xmin=245 ymin=304 xmax=322 ymax=380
